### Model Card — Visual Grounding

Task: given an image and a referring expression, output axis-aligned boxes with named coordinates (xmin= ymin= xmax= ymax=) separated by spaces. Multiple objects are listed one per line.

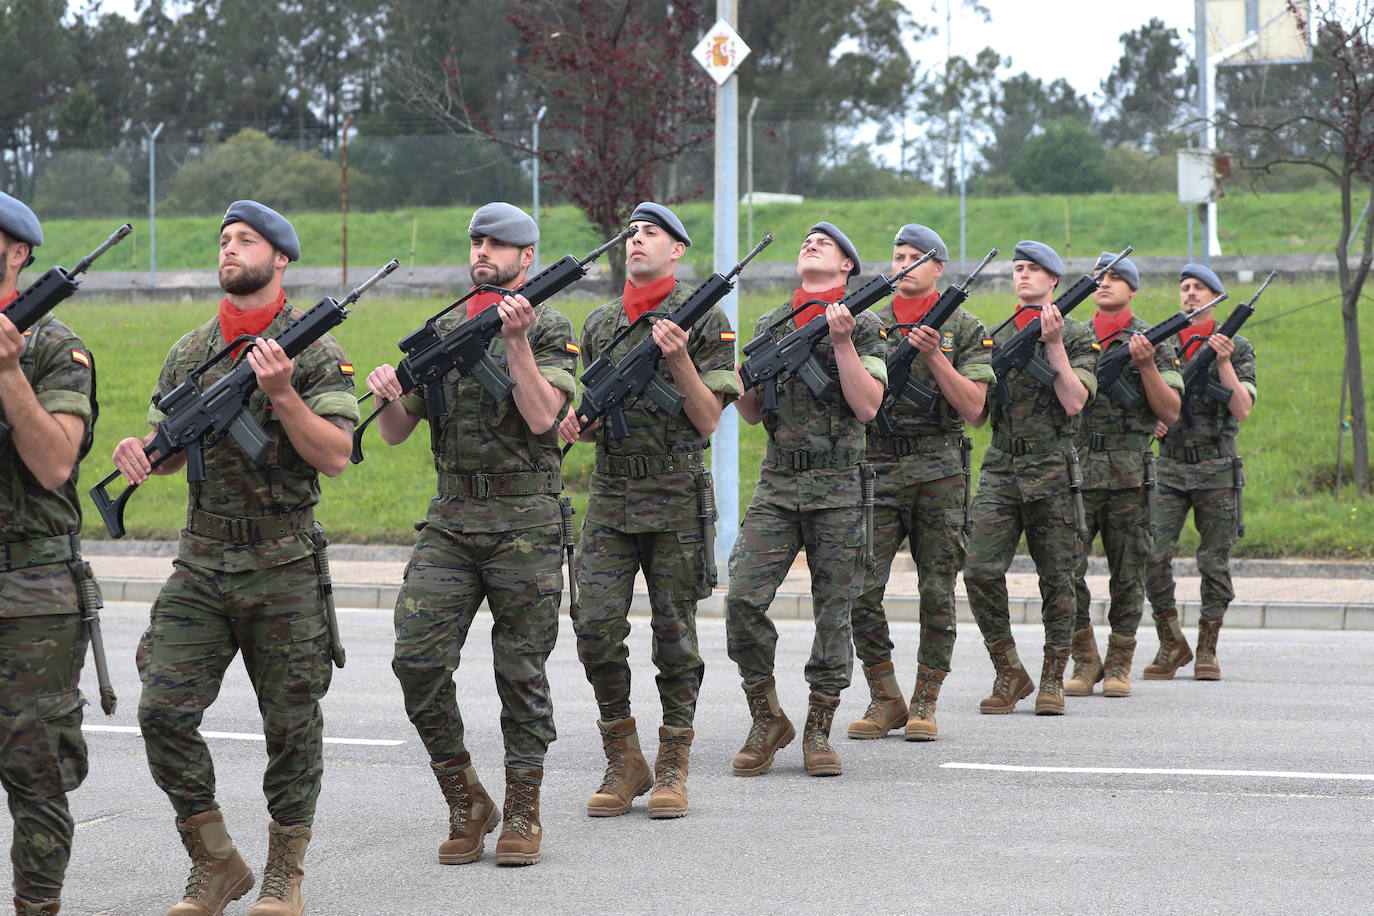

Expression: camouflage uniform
xmin=0 ymin=314 xmax=94 ymax=904
xmin=573 ymin=281 xmax=738 ymax=728
xmin=853 ymin=303 xmax=993 ymax=672
xmin=1145 ymin=333 xmax=1257 ymax=623
xmin=392 ymin=303 xmax=576 ymax=768
xmin=136 ymin=303 xmax=358 ymax=827
xmin=965 ymin=315 xmax=1099 ymax=648
xmin=725 ymin=305 xmax=888 ymax=696
xmin=1073 ymin=318 xmax=1183 ymax=635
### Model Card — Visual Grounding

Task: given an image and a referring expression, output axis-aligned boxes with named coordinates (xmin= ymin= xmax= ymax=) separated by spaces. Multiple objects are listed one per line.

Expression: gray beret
xmin=893 ymin=223 xmax=947 ymax=262
xmin=1013 ymin=240 xmax=1064 ymax=278
xmin=469 ymin=202 xmax=539 ymax=247
xmin=809 ymin=221 xmax=861 ymax=277
xmin=1095 ymin=250 xmax=1139 ymax=290
xmin=221 ymin=200 xmax=300 ymax=261
xmin=0 ymin=191 xmax=42 ymax=250
xmin=629 ymin=202 xmax=691 ymax=247
xmin=1179 ymin=263 xmax=1225 ymax=296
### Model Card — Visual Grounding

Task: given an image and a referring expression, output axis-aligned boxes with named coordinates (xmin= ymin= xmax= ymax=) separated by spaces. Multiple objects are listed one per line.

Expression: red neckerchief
xmin=892 ymin=290 xmax=940 ymax=326
xmin=793 ymin=285 xmax=847 ymax=327
xmin=219 ymin=289 xmax=285 ymax=357
xmin=466 ymin=289 xmax=505 ymax=321
xmin=0 ymin=290 xmax=18 ymax=312
xmin=1093 ymin=307 xmax=1134 ymax=346
xmin=1012 ymin=304 xmax=1042 ymax=331
xmin=1179 ymin=317 xmax=1216 ymax=360
xmin=622 ymin=275 xmax=676 ymax=324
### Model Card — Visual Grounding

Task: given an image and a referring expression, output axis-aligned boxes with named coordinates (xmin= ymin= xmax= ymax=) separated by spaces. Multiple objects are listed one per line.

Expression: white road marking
xmin=83 ymin=724 xmax=404 ymax=747
xmin=942 ymin=762 xmax=1374 ymax=781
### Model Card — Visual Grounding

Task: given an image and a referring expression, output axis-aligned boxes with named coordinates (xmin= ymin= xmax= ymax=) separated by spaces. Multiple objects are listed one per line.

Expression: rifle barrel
xmin=726 ymin=234 xmax=774 ymax=281
xmin=343 ymin=259 xmax=400 ymax=305
xmin=580 ymin=225 xmax=639 ymax=267
xmin=71 ymin=222 xmax=134 ymax=276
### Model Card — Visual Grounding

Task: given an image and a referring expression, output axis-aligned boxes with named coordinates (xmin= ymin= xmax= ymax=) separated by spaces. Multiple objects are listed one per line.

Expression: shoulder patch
xmin=721 ymin=331 xmax=736 ymax=342
xmin=339 ymin=362 xmax=355 ymax=375
xmin=879 ymin=328 xmax=888 ymax=339
xmin=1091 ymin=341 xmax=1101 ymax=351
xmin=70 ymin=348 xmax=90 ymax=368
xmin=566 ymin=341 xmax=580 ymax=355
xmin=981 ymin=337 xmax=994 ymax=348
xmin=940 ymin=330 xmax=955 ymax=353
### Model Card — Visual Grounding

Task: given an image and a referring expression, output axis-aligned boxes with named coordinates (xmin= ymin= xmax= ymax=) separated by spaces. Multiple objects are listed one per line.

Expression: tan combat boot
xmin=495 ymin=768 xmax=543 ymax=866
xmin=802 ymin=692 xmax=843 ymax=776
xmin=1063 ymin=627 xmax=1104 ymax=697
xmin=647 ymin=726 xmax=693 ymax=819
xmin=247 ymin=822 xmax=310 ymax=916
xmin=904 ymin=664 xmax=947 ymax=741
xmin=431 ymin=752 xmax=501 ymax=864
xmin=846 ymin=661 xmax=908 ymax=739
xmin=1142 ymin=610 xmax=1194 ymax=679
xmin=1035 ymin=645 xmax=1072 ymax=715
xmin=1102 ymin=633 xmax=1137 ymax=697
xmin=979 ymin=637 xmax=1035 ymax=714
xmin=732 ymin=677 xmax=796 ymax=776
xmin=1194 ymin=618 xmax=1223 ymax=680
xmin=13 ymin=898 xmax=60 ymax=915
xmin=168 ymin=809 xmax=254 ymax=916
xmin=586 ymin=717 xmax=653 ymax=816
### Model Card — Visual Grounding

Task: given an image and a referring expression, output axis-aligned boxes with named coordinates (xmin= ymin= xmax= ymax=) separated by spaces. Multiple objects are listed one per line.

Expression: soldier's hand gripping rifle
xmin=1179 ymin=271 xmax=1275 ymax=427
xmin=0 ymin=222 xmax=133 ymax=445
xmin=351 ymin=227 xmax=637 ymax=464
xmin=1095 ymin=292 xmax=1226 ymax=408
xmin=738 ymin=248 xmax=938 ymax=410
xmin=564 ymin=234 xmax=773 ymax=451
xmin=89 ymin=260 xmax=400 ymax=538
xmin=874 ymin=248 xmax=998 ymax=434
xmin=988 ymin=245 xmax=1133 ymax=405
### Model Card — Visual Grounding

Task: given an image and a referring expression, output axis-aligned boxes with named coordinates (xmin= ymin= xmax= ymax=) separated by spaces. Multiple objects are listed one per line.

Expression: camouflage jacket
xmin=865 ymin=302 xmax=994 ymax=483
xmin=1157 ymin=331 xmax=1256 ymax=491
xmin=752 ymin=301 xmax=888 ymax=510
xmin=148 ymin=302 xmax=359 ymax=572
xmin=580 ymin=280 xmax=739 ymax=533
xmin=981 ymin=311 xmax=1099 ymax=500
xmin=1078 ymin=314 xmax=1184 ymax=490
xmin=400 ymin=302 xmax=576 ymax=533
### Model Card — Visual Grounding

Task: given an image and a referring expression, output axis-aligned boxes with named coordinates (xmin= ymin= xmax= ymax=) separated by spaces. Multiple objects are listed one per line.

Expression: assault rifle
xmin=89 ymin=260 xmax=399 ymax=538
xmin=0 ymin=222 xmax=132 ymax=444
xmin=738 ymin=248 xmax=938 ymax=411
xmin=566 ymin=233 xmax=772 ymax=448
xmin=873 ymin=248 xmax=998 ymax=434
xmin=1179 ymin=271 xmax=1274 ymax=427
xmin=1095 ymin=293 xmax=1226 ymax=408
xmin=350 ymin=227 xmax=636 ymax=463
xmin=988 ymin=245 xmax=1133 ymax=405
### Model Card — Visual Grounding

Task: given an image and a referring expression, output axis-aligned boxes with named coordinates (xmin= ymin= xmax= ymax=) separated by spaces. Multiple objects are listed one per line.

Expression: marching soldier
xmin=846 ymin=224 xmax=992 ymax=742
xmin=368 ymin=202 xmax=575 ymax=865
xmin=964 ymin=241 xmax=1099 ymax=716
xmin=112 ymin=201 xmax=358 ymax=915
xmin=1066 ymin=253 xmax=1182 ymax=698
xmin=559 ymin=202 xmax=738 ymax=819
xmin=1144 ymin=264 xmax=1256 ymax=680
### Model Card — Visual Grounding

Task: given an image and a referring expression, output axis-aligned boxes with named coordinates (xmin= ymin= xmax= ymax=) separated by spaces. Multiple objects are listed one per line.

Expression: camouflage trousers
xmin=1145 ymin=484 xmax=1238 ymax=623
xmin=573 ymin=522 xmax=710 ymax=729
xmin=964 ymin=468 xmax=1082 ymax=648
xmin=1073 ymin=485 xmax=1152 ymax=635
xmin=851 ymin=472 xmax=965 ymax=672
xmin=137 ymin=557 xmax=333 ymax=826
xmin=0 ymin=605 xmax=87 ymax=903
xmin=392 ymin=522 xmax=561 ymax=770
xmin=725 ymin=497 xmax=863 ymax=697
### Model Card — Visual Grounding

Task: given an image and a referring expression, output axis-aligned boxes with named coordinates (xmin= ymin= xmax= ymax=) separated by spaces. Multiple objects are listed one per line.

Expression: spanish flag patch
xmin=70 ymin=348 xmax=90 ymax=368
xmin=879 ymin=328 xmax=888 ymax=339
xmin=981 ymin=338 xmax=994 ymax=348
xmin=1090 ymin=342 xmax=1102 ymax=351
xmin=566 ymin=342 xmax=581 ymax=355
xmin=721 ymin=331 xmax=736 ymax=342
xmin=339 ymin=363 xmax=355 ymax=375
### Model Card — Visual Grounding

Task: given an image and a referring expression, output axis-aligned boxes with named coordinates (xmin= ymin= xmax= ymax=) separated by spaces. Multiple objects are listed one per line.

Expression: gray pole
xmin=713 ymin=0 xmax=741 ymax=579
xmin=746 ymin=96 xmax=759 ymax=249
xmin=533 ymin=106 xmax=546 ymax=270
xmin=1195 ymin=0 xmax=1210 ymax=267
xmin=145 ymin=122 xmax=163 ymax=288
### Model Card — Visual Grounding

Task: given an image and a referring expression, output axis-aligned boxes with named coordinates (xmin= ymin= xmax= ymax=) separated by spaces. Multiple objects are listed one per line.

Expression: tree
xmin=980 ymin=74 xmax=1093 ymax=179
xmin=1216 ymin=0 xmax=1374 ymax=492
xmin=1009 ymin=118 xmax=1111 ymax=194
xmin=914 ymin=46 xmax=1004 ymax=196
xmin=1099 ymin=17 xmax=1193 ymax=152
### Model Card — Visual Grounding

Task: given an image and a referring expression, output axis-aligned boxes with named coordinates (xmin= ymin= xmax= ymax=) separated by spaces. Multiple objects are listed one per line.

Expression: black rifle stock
xmin=89 ymin=260 xmax=399 ymax=538
xmin=566 ymin=233 xmax=772 ymax=449
xmin=1096 ymin=294 xmax=1225 ymax=408
xmin=351 ymin=227 xmax=636 ymax=464
xmin=874 ymin=248 xmax=998 ymax=434
xmin=988 ymin=245 xmax=1133 ymax=405
xmin=0 ymin=222 xmax=132 ymax=444
xmin=1179 ymin=271 xmax=1274 ymax=427
xmin=738 ymin=249 xmax=938 ymax=411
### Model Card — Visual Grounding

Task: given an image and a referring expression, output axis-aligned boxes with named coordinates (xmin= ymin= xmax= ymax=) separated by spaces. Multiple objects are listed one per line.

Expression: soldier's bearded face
xmin=0 ymin=242 xmax=9 ymax=290
xmin=218 ymin=244 xmax=277 ymax=295
xmin=1179 ymin=277 xmax=1216 ymax=314
xmin=470 ymin=237 xmax=523 ymax=288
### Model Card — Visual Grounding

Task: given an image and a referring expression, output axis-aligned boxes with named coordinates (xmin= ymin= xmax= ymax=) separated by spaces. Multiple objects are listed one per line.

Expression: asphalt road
xmin=18 ymin=600 xmax=1374 ymax=915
